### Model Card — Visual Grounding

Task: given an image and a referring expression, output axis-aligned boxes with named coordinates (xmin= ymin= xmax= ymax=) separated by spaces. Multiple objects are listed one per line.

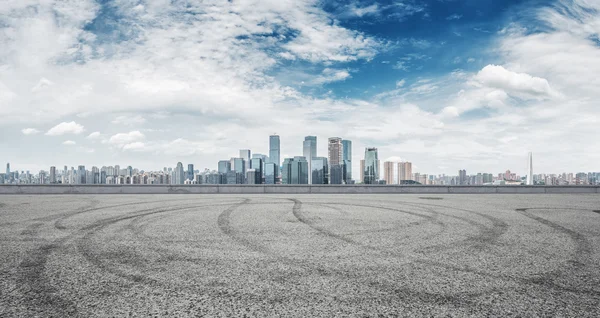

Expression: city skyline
xmin=1 ymin=0 xmax=599 ymax=175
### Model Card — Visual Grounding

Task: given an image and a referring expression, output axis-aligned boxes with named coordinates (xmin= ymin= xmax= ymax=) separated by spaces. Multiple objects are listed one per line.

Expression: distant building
xmin=239 ymin=149 xmax=251 ymax=171
xmin=360 ymin=160 xmax=365 ymax=183
xmin=363 ymin=148 xmax=379 ymax=184
xmin=303 ymin=136 xmax=317 ymax=184
xmin=342 ymin=140 xmax=352 ymax=182
xmin=49 ymin=166 xmax=56 ymax=184
xmin=218 ymin=160 xmax=231 ymax=174
xmin=282 ymin=157 xmax=309 ymax=184
xmin=398 ymin=162 xmax=412 ymax=183
xmin=246 ymin=169 xmax=259 ymax=184
xmin=527 ymin=152 xmax=533 ymax=185
xmin=251 ymin=158 xmax=263 ymax=183
xmin=264 ymin=163 xmax=277 ymax=184
xmin=77 ymin=165 xmax=86 ymax=184
xmin=269 ymin=135 xmax=280 ymax=171
xmin=311 ymin=157 xmax=329 ymax=185
xmin=458 ymin=169 xmax=467 ymax=185
xmin=232 ymin=158 xmax=246 ymax=183
xmin=383 ymin=162 xmax=394 ymax=185
xmin=329 ymin=164 xmax=344 ymax=185
xmin=187 ymin=164 xmax=194 ymax=182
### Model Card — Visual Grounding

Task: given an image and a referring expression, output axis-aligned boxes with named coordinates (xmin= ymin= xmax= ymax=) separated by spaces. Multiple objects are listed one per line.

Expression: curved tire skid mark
xmin=76 ymin=202 xmax=227 ymax=286
xmin=217 ymin=198 xmax=275 ymax=254
xmin=515 ymin=207 xmax=599 ymax=295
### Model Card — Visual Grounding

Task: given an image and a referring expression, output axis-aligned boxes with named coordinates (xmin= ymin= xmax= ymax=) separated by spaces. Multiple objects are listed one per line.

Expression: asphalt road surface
xmin=1 ymin=194 xmax=599 ymax=317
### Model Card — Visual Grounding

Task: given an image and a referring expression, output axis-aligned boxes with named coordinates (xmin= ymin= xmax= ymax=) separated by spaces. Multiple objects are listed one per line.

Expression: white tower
xmin=527 ymin=152 xmax=533 ymax=185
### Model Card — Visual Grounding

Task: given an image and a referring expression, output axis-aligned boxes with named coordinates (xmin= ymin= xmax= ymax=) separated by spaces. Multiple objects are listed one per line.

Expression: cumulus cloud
xmin=313 ymin=68 xmax=351 ymax=85
xmin=45 ymin=121 xmax=85 ymax=136
xmin=21 ymin=128 xmax=40 ymax=135
xmin=62 ymin=140 xmax=76 ymax=145
xmin=108 ymin=131 xmax=145 ymax=147
xmin=473 ymin=65 xmax=558 ymax=98
xmin=122 ymin=142 xmax=146 ymax=151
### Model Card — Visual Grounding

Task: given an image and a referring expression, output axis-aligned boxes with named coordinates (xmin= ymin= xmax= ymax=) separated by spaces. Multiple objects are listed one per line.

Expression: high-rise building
xmin=175 ymin=162 xmax=185 ymax=185
xmin=218 ymin=160 xmax=231 ymax=174
xmin=311 ymin=157 xmax=328 ymax=185
xmin=383 ymin=162 xmax=394 ymax=185
xmin=303 ymin=136 xmax=317 ymax=184
xmin=527 ymin=152 xmax=533 ymax=185
xmin=282 ymin=157 xmax=309 ymax=184
xmin=187 ymin=164 xmax=194 ymax=182
xmin=251 ymin=158 xmax=263 ymax=182
xmin=363 ymin=148 xmax=379 ymax=184
xmin=49 ymin=166 xmax=56 ymax=184
xmin=232 ymin=158 xmax=246 ymax=183
xmin=6 ymin=163 xmax=10 ymax=176
xmin=328 ymin=137 xmax=343 ymax=166
xmin=240 ymin=149 xmax=251 ymax=171
xmin=360 ymin=160 xmax=365 ymax=183
xmin=398 ymin=162 xmax=412 ymax=183
xmin=77 ymin=165 xmax=86 ymax=184
xmin=342 ymin=140 xmax=352 ymax=182
xmin=458 ymin=169 xmax=467 ymax=185
xmin=246 ymin=169 xmax=259 ymax=184
xmin=269 ymin=134 xmax=280 ymax=170
xmin=264 ymin=163 xmax=277 ymax=184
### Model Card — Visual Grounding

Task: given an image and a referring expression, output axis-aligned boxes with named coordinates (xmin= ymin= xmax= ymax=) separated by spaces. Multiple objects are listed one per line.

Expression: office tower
xmin=38 ymin=171 xmax=46 ymax=184
xmin=63 ymin=166 xmax=68 ymax=180
xmin=363 ymin=148 xmax=379 ymax=184
xmin=77 ymin=165 xmax=86 ymax=184
xmin=311 ymin=157 xmax=329 ymax=185
xmin=239 ymin=149 xmax=251 ymax=171
xmin=251 ymin=158 xmax=263 ymax=182
xmin=269 ymin=135 xmax=280 ymax=170
xmin=458 ymin=169 xmax=467 ymax=185
xmin=187 ymin=164 xmax=194 ymax=182
xmin=246 ymin=169 xmax=259 ymax=184
xmin=6 ymin=163 xmax=9 ymax=176
xmin=264 ymin=163 xmax=277 ymax=184
xmin=175 ymin=162 xmax=185 ymax=185
xmin=527 ymin=152 xmax=533 ymax=185
xmin=115 ymin=165 xmax=120 ymax=177
xmin=282 ymin=157 xmax=309 ymax=185
xmin=328 ymin=137 xmax=343 ymax=184
xmin=233 ymin=158 xmax=246 ymax=183
xmin=360 ymin=160 xmax=365 ymax=183
xmin=383 ymin=162 xmax=394 ymax=185
xmin=342 ymin=140 xmax=352 ymax=182
xmin=49 ymin=166 xmax=56 ymax=184
xmin=303 ymin=136 xmax=317 ymax=184
xmin=328 ymin=137 xmax=343 ymax=166
xmin=398 ymin=162 xmax=412 ymax=183
xmin=218 ymin=160 xmax=231 ymax=174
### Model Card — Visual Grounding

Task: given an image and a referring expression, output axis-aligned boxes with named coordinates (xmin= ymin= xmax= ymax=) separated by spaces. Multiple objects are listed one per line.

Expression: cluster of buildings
xmin=2 ymin=138 xmax=599 ymax=186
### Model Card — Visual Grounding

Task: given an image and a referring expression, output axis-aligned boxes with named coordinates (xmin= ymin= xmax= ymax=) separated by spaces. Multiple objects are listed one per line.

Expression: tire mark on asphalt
xmin=217 ymin=198 xmax=276 ymax=254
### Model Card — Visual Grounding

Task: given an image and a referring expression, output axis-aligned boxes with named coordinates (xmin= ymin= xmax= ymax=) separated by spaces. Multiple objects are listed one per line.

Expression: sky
xmin=1 ymin=0 xmax=599 ymax=176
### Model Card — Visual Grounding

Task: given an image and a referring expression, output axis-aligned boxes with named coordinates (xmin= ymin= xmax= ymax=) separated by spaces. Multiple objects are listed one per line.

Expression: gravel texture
xmin=0 ymin=194 xmax=599 ymax=317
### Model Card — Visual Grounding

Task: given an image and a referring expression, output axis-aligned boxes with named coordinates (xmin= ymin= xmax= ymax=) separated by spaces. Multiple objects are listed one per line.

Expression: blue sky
xmin=0 ymin=0 xmax=599 ymax=175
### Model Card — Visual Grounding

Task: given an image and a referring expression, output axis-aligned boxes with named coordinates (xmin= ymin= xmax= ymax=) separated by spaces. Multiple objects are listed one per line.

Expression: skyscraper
xmin=264 ymin=163 xmax=277 ymax=184
xmin=360 ymin=159 xmax=365 ymax=183
xmin=383 ymin=162 xmax=394 ymax=185
xmin=233 ymin=158 xmax=246 ymax=183
xmin=398 ymin=162 xmax=412 ymax=183
xmin=363 ymin=148 xmax=379 ymax=184
xmin=342 ymin=140 xmax=352 ymax=182
xmin=251 ymin=158 xmax=263 ymax=182
xmin=303 ymin=136 xmax=317 ymax=184
xmin=239 ymin=149 xmax=251 ymax=171
xmin=187 ymin=164 xmax=194 ymax=181
xmin=6 ymin=163 xmax=10 ymax=176
xmin=175 ymin=162 xmax=185 ymax=185
xmin=269 ymin=135 xmax=280 ymax=170
xmin=311 ymin=157 xmax=328 ymax=185
xmin=459 ymin=169 xmax=467 ymax=185
xmin=77 ymin=165 xmax=86 ymax=184
xmin=328 ymin=137 xmax=344 ymax=184
xmin=282 ymin=157 xmax=309 ymax=184
xmin=218 ymin=160 xmax=231 ymax=174
xmin=49 ymin=166 xmax=56 ymax=184
xmin=527 ymin=152 xmax=533 ymax=185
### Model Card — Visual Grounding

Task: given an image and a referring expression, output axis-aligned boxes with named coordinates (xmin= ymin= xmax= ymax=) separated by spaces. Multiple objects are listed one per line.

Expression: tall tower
xmin=383 ymin=162 xmax=395 ymax=184
xmin=328 ymin=137 xmax=344 ymax=184
xmin=342 ymin=140 xmax=352 ymax=183
xmin=527 ymin=152 xmax=533 ymax=185
xmin=239 ymin=149 xmax=251 ymax=171
xmin=363 ymin=147 xmax=379 ymax=184
xmin=269 ymin=135 xmax=280 ymax=171
xmin=303 ymin=136 xmax=317 ymax=184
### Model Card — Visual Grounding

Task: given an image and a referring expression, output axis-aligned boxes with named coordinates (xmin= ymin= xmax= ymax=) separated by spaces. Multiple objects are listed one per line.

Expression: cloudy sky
xmin=1 ymin=0 xmax=598 ymax=175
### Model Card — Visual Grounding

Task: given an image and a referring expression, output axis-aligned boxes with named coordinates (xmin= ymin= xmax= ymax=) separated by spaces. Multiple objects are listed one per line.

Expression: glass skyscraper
xmin=269 ymin=135 xmax=280 ymax=172
xmin=282 ymin=157 xmax=309 ymax=184
xmin=218 ymin=160 xmax=231 ymax=174
xmin=264 ymin=163 xmax=277 ymax=184
xmin=303 ymin=136 xmax=317 ymax=184
xmin=363 ymin=148 xmax=379 ymax=184
xmin=342 ymin=139 xmax=352 ymax=182
xmin=311 ymin=157 xmax=328 ymax=184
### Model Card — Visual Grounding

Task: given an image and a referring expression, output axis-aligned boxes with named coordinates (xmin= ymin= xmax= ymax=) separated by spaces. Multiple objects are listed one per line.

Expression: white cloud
xmin=45 ymin=121 xmax=85 ymax=136
xmin=62 ymin=140 xmax=76 ymax=145
xmin=446 ymin=14 xmax=463 ymax=20
xmin=108 ymin=131 xmax=145 ymax=147
xmin=473 ymin=65 xmax=558 ymax=98
xmin=313 ymin=68 xmax=351 ymax=85
xmin=122 ymin=142 xmax=146 ymax=151
xmin=21 ymin=128 xmax=40 ymax=135
xmin=396 ymin=79 xmax=406 ymax=88
xmin=86 ymin=131 xmax=101 ymax=139
xmin=111 ymin=115 xmax=146 ymax=125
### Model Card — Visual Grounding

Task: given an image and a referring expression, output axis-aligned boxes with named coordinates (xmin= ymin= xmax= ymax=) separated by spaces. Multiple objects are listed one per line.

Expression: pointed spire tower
xmin=527 ymin=152 xmax=533 ymax=185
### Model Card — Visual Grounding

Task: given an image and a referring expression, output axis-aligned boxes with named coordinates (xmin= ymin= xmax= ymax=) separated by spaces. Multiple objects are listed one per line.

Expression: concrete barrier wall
xmin=0 ymin=185 xmax=598 ymax=194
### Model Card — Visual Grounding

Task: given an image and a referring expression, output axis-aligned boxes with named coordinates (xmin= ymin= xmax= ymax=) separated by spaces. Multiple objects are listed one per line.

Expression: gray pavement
xmin=0 ymin=194 xmax=599 ymax=317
